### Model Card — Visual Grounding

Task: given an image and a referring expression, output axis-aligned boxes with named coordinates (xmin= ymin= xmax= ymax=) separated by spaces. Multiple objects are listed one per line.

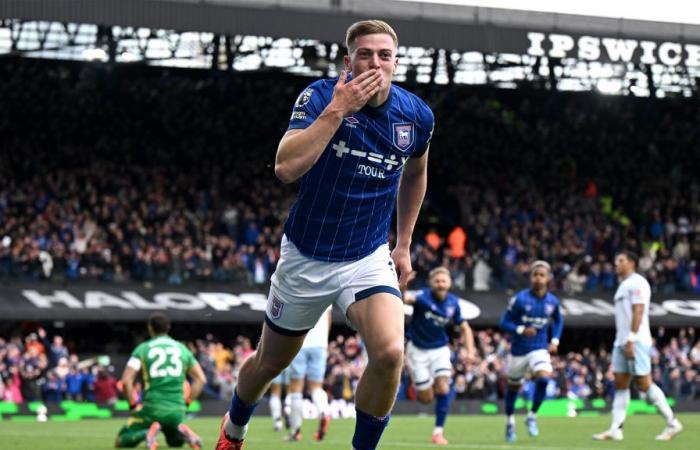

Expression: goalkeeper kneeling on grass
xmin=115 ymin=313 xmax=207 ymax=450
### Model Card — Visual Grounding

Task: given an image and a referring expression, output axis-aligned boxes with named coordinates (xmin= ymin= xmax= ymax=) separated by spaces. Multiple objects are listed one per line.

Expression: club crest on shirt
xmin=545 ymin=304 xmax=554 ymax=315
xmin=392 ymin=122 xmax=414 ymax=152
xmin=269 ymin=296 xmax=284 ymax=319
xmin=445 ymin=306 xmax=455 ymax=318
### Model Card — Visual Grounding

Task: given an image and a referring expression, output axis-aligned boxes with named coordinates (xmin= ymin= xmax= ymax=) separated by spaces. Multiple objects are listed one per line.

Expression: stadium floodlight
xmin=82 ymin=47 xmax=108 ymax=62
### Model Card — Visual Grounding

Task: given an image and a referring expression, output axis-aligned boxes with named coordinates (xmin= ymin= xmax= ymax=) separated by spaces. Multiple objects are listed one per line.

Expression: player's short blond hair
xmin=530 ymin=260 xmax=552 ymax=276
xmin=345 ymin=19 xmax=398 ymax=53
xmin=429 ymin=266 xmax=451 ymax=280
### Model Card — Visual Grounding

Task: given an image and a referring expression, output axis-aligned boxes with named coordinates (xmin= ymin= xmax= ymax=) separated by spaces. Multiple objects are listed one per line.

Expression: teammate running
xmin=216 ymin=18 xmax=434 ymax=450
xmin=403 ymin=267 xmax=475 ymax=445
xmin=593 ymin=251 xmax=683 ymax=441
xmin=500 ymin=261 xmax=563 ymax=442
xmin=286 ymin=307 xmax=333 ymax=442
xmin=116 ymin=313 xmax=207 ymax=450
xmin=269 ymin=368 xmax=290 ymax=432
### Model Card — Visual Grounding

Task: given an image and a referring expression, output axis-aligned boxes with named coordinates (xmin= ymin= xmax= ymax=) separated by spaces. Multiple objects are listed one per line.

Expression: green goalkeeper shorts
xmin=117 ymin=403 xmax=186 ymax=447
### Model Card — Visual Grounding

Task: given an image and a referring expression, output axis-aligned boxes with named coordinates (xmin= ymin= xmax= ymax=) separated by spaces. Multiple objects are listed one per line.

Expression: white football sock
xmin=284 ymin=394 xmax=291 ymax=417
xmin=311 ymin=388 xmax=329 ymax=417
xmin=611 ymin=389 xmax=630 ymax=430
xmin=270 ymin=394 xmax=282 ymax=421
xmin=507 ymin=415 xmax=515 ymax=426
xmin=289 ymin=392 xmax=303 ymax=432
xmin=223 ymin=416 xmax=248 ymax=441
xmin=645 ymin=384 xmax=674 ymax=425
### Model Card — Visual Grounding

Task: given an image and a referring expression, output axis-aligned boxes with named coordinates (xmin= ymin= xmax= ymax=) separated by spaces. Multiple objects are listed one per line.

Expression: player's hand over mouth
xmin=330 ymin=69 xmax=383 ymax=116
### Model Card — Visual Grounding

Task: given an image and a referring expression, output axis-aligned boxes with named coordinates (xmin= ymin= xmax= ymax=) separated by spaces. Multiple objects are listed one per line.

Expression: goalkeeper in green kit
xmin=115 ymin=313 xmax=207 ymax=450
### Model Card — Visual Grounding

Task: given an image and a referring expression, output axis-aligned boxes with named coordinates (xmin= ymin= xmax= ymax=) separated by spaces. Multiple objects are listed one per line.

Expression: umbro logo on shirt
xmin=344 ymin=116 xmax=359 ymax=128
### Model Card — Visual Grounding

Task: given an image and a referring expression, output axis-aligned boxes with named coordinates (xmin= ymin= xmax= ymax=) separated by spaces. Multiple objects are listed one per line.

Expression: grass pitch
xmin=0 ymin=413 xmax=698 ymax=449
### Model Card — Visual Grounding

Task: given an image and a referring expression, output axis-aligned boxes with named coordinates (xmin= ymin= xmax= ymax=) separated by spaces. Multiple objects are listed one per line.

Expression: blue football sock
xmin=435 ymin=393 xmax=450 ymax=427
xmin=531 ymin=377 xmax=549 ymax=413
xmin=228 ymin=389 xmax=258 ymax=427
xmin=352 ymin=408 xmax=390 ymax=450
xmin=505 ymin=389 xmax=518 ymax=416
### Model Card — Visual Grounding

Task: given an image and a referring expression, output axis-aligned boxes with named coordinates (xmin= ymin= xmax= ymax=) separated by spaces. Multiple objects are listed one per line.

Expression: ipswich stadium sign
xmin=527 ymin=32 xmax=700 ymax=66
xmin=1 ymin=283 xmax=699 ymax=327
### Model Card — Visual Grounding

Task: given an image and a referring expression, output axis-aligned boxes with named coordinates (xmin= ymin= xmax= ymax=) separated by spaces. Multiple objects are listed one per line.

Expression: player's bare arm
xmin=392 ymin=149 xmax=428 ymax=289
xmin=624 ymin=303 xmax=644 ymax=358
xmin=274 ymin=70 xmax=384 ymax=183
xmin=188 ymin=362 xmax=207 ymax=401
xmin=400 ymin=271 xmax=418 ymax=304
xmin=121 ymin=365 xmax=139 ymax=408
xmin=402 ymin=291 xmax=416 ymax=305
xmin=548 ymin=330 xmax=560 ymax=354
xmin=461 ymin=321 xmax=476 ymax=361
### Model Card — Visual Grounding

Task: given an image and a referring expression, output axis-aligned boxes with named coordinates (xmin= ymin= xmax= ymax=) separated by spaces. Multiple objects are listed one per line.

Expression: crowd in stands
xmin=0 ymin=327 xmax=120 ymax=403
xmin=1 ymin=58 xmax=700 ymax=293
xmin=2 ymin=325 xmax=698 ymax=405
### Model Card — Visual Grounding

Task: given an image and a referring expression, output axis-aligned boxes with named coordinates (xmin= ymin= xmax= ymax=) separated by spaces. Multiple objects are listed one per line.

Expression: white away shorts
xmin=406 ymin=341 xmax=453 ymax=391
xmin=506 ymin=349 xmax=552 ymax=383
xmin=265 ymin=235 xmax=401 ymax=335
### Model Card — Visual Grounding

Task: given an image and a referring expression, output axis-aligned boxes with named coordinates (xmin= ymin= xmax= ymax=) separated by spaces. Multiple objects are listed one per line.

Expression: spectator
xmin=93 ymin=368 xmax=118 ymax=405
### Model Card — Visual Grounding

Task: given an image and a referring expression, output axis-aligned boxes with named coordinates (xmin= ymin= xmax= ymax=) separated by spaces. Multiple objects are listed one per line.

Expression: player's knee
xmin=369 ymin=343 xmax=403 ymax=374
xmin=434 ymin=382 xmax=450 ymax=395
xmin=433 ymin=376 xmax=450 ymax=395
xmin=613 ymin=379 xmax=630 ymax=390
xmin=634 ymin=375 xmax=652 ymax=392
xmin=417 ymin=389 xmax=434 ymax=404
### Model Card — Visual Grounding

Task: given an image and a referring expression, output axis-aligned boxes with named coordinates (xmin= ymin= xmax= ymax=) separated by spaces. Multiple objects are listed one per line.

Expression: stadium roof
xmin=4 ymin=0 xmax=700 ymax=52
xmin=3 ymin=1 xmax=699 ymax=96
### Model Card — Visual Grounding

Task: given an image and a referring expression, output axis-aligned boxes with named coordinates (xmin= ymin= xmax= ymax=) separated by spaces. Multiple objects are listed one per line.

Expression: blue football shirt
xmin=500 ymin=289 xmax=563 ymax=356
xmin=407 ymin=288 xmax=464 ymax=349
xmin=284 ymin=76 xmax=434 ymax=262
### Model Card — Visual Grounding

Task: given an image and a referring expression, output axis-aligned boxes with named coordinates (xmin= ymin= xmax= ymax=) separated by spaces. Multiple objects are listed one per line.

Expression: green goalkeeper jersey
xmin=128 ymin=335 xmax=196 ymax=408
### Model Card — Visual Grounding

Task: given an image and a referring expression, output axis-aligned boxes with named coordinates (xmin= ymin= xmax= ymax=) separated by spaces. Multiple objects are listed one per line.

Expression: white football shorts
xmin=265 ymin=235 xmax=401 ymax=335
xmin=406 ymin=341 xmax=453 ymax=391
xmin=506 ymin=349 xmax=552 ymax=383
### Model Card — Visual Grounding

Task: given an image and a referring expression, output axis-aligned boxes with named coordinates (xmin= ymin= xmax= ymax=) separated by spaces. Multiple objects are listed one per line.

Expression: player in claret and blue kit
xmin=216 ymin=18 xmax=434 ymax=450
xmin=499 ymin=260 xmax=563 ymax=443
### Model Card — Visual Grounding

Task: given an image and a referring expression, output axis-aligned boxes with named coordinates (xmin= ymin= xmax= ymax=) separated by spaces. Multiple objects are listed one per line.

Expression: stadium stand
xmin=1 ymin=58 xmax=699 ymax=293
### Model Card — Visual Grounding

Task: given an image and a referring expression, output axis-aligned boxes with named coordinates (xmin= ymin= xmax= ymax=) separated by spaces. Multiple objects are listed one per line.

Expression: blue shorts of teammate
xmin=289 ymin=347 xmax=327 ymax=383
xmin=612 ymin=343 xmax=652 ymax=376
xmin=272 ymin=367 xmax=290 ymax=385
